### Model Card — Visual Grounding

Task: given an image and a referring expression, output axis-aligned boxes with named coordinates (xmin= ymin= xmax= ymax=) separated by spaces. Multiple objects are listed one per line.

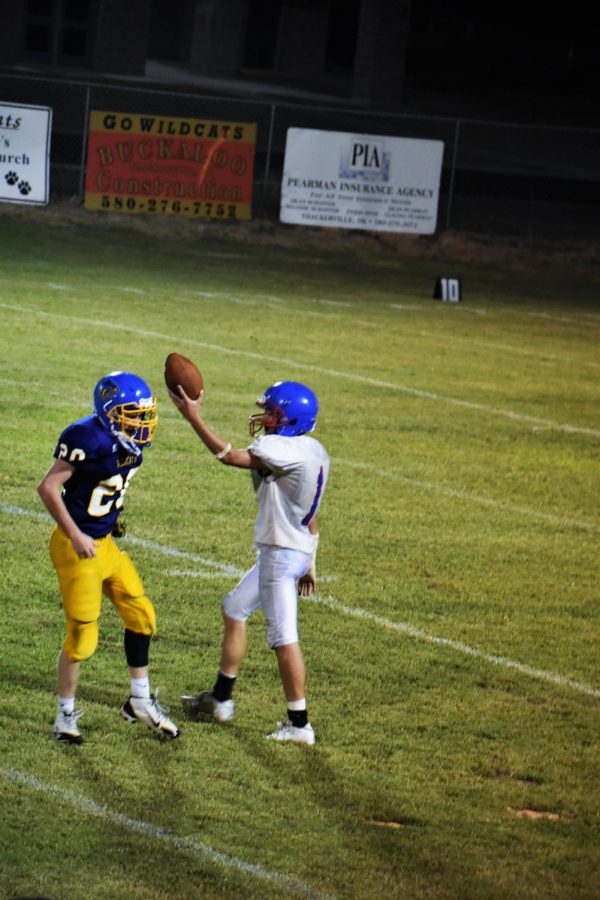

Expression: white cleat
xmin=54 ymin=708 xmax=84 ymax=744
xmin=181 ymin=691 xmax=234 ymax=723
xmin=121 ymin=692 xmax=180 ymax=739
xmin=267 ymin=721 xmax=315 ymax=745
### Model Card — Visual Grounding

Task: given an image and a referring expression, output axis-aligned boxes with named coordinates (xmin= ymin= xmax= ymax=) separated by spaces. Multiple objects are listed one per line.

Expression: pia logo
xmin=349 ymin=141 xmax=383 ymax=171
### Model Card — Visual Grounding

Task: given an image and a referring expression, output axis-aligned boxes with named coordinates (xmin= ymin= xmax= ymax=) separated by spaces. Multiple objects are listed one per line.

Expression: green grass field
xmin=0 ymin=207 xmax=598 ymax=900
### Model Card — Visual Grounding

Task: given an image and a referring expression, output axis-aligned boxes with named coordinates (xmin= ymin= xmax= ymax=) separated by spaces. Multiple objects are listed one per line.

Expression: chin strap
xmin=96 ymin=414 xmax=142 ymax=456
xmin=115 ymin=430 xmax=142 ymax=457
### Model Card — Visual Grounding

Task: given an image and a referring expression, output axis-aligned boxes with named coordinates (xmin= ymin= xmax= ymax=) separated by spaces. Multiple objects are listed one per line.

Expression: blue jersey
xmin=53 ymin=415 xmax=143 ymax=538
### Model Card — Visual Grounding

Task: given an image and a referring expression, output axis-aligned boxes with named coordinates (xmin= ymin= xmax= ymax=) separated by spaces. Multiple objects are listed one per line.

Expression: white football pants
xmin=221 ymin=544 xmax=311 ymax=648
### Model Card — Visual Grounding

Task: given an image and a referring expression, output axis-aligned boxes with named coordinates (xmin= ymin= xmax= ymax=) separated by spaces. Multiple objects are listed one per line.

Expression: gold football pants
xmin=49 ymin=526 xmax=157 ymax=662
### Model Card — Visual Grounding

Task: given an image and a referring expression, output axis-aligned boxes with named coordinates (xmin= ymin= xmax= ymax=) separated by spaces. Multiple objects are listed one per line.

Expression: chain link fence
xmin=2 ymin=71 xmax=599 ymax=242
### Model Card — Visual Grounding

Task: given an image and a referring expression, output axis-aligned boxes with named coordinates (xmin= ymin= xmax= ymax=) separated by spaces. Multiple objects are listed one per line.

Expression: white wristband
xmin=215 ymin=442 xmax=232 ymax=460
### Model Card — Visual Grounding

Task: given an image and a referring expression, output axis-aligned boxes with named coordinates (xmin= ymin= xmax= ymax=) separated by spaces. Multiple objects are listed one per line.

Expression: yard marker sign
xmin=434 ymin=277 xmax=462 ymax=302
xmin=0 ymin=101 xmax=52 ymax=205
xmin=85 ymin=111 xmax=256 ymax=220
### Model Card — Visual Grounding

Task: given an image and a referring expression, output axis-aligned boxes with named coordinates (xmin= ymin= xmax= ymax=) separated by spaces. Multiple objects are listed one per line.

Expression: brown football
xmin=164 ymin=352 xmax=203 ymax=400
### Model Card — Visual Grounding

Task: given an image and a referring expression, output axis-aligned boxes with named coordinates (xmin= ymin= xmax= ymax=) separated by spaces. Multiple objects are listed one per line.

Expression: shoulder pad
xmin=55 ymin=415 xmax=114 ymax=463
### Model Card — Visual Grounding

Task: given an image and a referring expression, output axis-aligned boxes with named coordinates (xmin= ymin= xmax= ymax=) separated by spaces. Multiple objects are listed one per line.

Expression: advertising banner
xmin=0 ymin=102 xmax=52 ymax=206
xmin=280 ymin=128 xmax=444 ymax=234
xmin=85 ymin=111 xmax=256 ymax=220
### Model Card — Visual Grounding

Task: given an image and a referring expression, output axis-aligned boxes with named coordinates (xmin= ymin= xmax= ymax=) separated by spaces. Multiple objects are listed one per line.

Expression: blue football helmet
xmin=249 ymin=381 xmax=319 ymax=437
xmin=93 ymin=371 xmax=157 ymax=455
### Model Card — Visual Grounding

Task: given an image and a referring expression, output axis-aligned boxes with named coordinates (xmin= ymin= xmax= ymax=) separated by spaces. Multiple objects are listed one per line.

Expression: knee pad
xmin=63 ymin=619 xmax=98 ymax=662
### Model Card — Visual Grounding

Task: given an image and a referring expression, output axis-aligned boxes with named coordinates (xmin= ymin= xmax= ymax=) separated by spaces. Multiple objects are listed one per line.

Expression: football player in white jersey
xmin=170 ymin=380 xmax=329 ymax=744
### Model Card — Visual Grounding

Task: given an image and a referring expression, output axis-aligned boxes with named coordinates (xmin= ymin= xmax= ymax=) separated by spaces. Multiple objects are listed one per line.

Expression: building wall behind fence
xmin=1 ymin=71 xmax=599 ymax=243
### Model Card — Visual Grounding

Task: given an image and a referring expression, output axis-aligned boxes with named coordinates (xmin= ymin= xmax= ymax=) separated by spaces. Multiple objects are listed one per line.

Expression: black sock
xmin=213 ymin=671 xmax=236 ymax=702
xmin=288 ymin=708 xmax=308 ymax=729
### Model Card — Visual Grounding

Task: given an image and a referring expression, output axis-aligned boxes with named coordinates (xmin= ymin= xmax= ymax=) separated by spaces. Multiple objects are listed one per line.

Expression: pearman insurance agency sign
xmin=280 ymin=128 xmax=444 ymax=234
xmin=0 ymin=102 xmax=52 ymax=205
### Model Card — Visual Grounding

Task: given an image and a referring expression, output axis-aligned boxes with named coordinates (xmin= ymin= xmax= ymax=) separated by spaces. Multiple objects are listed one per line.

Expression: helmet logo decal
xmin=99 ymin=382 xmax=119 ymax=401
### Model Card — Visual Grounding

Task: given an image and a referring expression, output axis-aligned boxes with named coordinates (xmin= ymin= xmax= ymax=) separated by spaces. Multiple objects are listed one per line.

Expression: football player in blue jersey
xmin=37 ymin=371 xmax=179 ymax=743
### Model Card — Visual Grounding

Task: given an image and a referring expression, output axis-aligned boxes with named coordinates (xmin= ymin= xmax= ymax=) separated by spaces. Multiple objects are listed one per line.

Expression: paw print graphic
xmin=18 ymin=181 xmax=31 ymax=195
xmin=5 ymin=171 xmax=18 ymax=185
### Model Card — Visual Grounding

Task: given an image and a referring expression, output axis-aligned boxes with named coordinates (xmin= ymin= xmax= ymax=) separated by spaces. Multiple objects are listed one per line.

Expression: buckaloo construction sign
xmin=85 ymin=110 xmax=256 ymax=220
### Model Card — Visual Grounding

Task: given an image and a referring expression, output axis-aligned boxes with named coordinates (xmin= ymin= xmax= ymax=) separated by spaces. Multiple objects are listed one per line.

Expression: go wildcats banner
xmin=280 ymin=127 xmax=444 ymax=234
xmin=85 ymin=110 xmax=256 ymax=220
xmin=0 ymin=101 xmax=52 ymax=206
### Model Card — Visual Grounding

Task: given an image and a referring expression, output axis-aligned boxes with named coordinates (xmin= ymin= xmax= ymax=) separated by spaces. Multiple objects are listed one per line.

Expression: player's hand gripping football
xmin=168 ymin=384 xmax=204 ymax=422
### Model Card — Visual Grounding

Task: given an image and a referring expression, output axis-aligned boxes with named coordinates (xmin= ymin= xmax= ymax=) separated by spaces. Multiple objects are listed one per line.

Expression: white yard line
xmin=167 ymin=568 xmax=236 ymax=578
xmin=2 ymin=502 xmax=597 ymax=699
xmin=189 ymin=290 xmax=251 ymax=304
xmin=526 ymin=310 xmax=600 ymax=326
xmin=334 ymin=458 xmax=600 ymax=533
xmin=168 ymin=569 xmax=336 ymax=581
xmin=1 ymin=301 xmax=598 ymax=437
xmin=0 ymin=767 xmax=333 ymax=900
xmin=390 ymin=302 xmax=488 ymax=316
xmin=0 ymin=378 xmax=82 ymax=403
xmin=307 ymin=595 xmax=600 ymax=699
xmin=165 ymin=289 xmax=600 ymax=366
xmin=123 ymin=534 xmax=244 ymax=578
xmin=2 ymin=276 xmax=598 ymax=327
xmin=0 ymin=503 xmax=243 ymax=577
xmin=386 ymin=323 xmax=600 ymax=370
xmin=185 ymin=294 xmax=599 ymax=366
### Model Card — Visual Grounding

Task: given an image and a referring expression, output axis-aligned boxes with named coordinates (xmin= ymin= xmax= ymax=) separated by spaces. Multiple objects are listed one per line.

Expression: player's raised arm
xmin=168 ymin=385 xmax=261 ymax=469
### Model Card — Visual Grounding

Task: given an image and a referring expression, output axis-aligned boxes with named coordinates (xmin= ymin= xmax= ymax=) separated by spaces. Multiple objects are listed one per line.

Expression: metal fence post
xmin=445 ymin=118 xmax=460 ymax=231
xmin=77 ymin=83 xmax=91 ymax=202
xmin=261 ymin=102 xmax=276 ymax=218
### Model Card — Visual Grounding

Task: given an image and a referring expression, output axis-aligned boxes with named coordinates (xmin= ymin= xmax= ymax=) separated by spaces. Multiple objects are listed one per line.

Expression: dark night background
xmin=0 ymin=0 xmax=598 ymax=241
xmin=149 ymin=0 xmax=600 ymax=125
xmin=1 ymin=0 xmax=598 ymax=126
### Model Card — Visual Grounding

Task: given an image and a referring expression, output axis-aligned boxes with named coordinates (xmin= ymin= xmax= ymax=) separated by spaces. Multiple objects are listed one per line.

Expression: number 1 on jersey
xmin=301 ymin=466 xmax=324 ymax=526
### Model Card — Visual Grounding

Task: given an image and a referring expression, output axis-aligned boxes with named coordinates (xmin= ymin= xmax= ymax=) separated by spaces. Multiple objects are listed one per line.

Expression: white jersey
xmin=249 ymin=433 xmax=329 ymax=554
